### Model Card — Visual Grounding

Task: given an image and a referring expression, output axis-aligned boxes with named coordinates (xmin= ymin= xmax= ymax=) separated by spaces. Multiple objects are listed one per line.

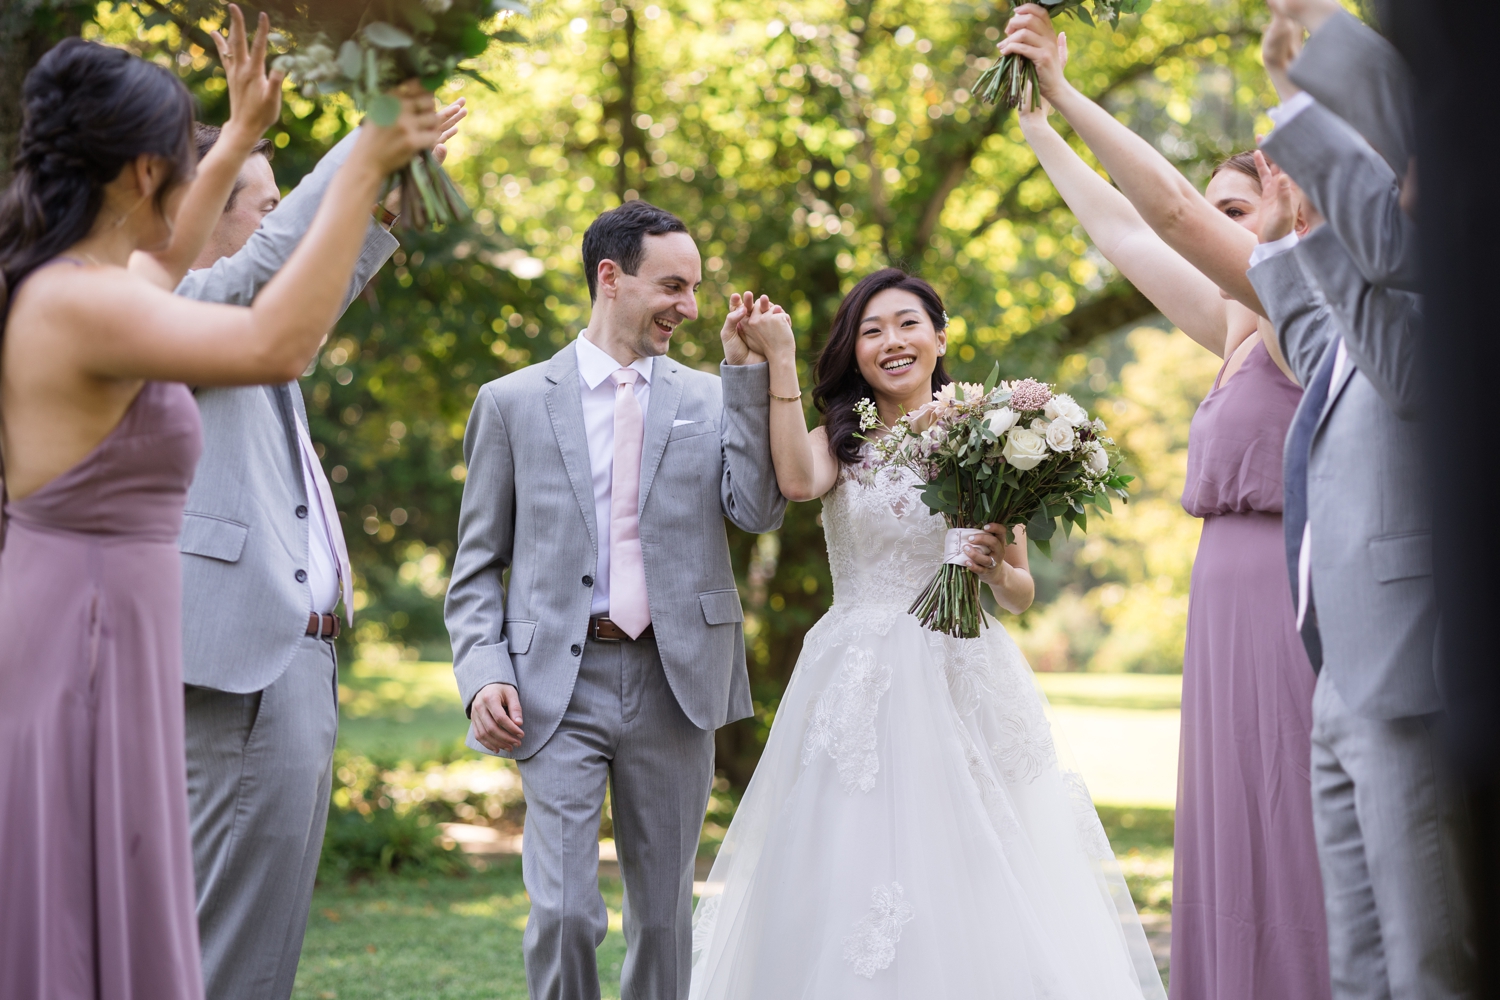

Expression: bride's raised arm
xmin=728 ymin=293 xmax=841 ymax=502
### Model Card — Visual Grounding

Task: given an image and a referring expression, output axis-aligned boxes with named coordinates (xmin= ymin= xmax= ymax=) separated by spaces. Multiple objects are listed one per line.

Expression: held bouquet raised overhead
xmin=974 ymin=0 xmax=1151 ymax=111
xmin=267 ymin=0 xmax=528 ymax=229
xmin=856 ymin=366 xmax=1131 ymax=638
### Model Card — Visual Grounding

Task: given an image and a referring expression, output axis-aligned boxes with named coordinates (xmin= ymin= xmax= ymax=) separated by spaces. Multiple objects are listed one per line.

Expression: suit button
xmin=295 ymin=569 xmax=308 ymax=583
xmin=295 ymin=505 xmax=308 ymax=518
xmin=570 ymin=644 xmax=581 ymax=656
xmin=582 ymin=575 xmax=594 ymax=587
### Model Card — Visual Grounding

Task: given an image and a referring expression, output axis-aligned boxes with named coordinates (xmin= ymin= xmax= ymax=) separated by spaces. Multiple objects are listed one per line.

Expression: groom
xmin=445 ymin=200 xmax=786 ymax=1000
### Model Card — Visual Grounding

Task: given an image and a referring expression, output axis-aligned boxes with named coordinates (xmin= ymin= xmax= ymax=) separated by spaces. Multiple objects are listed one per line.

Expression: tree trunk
xmin=0 ymin=1 xmax=89 ymax=186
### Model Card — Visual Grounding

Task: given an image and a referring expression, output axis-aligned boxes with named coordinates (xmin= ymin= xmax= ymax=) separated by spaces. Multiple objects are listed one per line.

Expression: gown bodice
xmin=822 ymin=459 xmax=947 ymax=612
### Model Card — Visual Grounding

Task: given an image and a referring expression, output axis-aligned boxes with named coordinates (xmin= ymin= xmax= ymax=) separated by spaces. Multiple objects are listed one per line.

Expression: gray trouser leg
xmin=1310 ymin=670 xmax=1475 ymax=1000
xmin=610 ymin=639 xmax=714 ymax=1000
xmin=516 ymin=637 xmax=714 ymax=1000
xmin=185 ymin=637 xmax=339 ymax=1000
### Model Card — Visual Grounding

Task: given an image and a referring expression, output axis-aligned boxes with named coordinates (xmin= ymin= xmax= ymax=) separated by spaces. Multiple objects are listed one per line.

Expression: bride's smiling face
xmin=854 ymin=289 xmax=947 ymax=410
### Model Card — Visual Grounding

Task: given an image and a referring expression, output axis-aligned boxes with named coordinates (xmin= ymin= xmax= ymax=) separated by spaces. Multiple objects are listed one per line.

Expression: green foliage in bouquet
xmin=975 ymin=0 xmax=1152 ymax=111
xmin=266 ymin=0 xmax=529 ymax=229
xmin=859 ymin=363 xmax=1132 ymax=638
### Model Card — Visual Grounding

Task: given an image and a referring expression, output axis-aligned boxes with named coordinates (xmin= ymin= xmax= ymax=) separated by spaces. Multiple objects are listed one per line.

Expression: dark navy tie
xmin=1283 ymin=341 xmax=1339 ymax=672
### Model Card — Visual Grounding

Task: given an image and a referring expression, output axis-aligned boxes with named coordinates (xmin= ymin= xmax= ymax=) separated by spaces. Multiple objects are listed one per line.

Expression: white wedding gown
xmin=689 ymin=462 xmax=1167 ymax=999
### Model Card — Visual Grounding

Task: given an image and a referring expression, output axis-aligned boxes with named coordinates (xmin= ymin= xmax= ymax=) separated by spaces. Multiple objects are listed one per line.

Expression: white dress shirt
xmin=294 ymin=420 xmax=342 ymax=615
xmin=1296 ymin=339 xmax=1349 ymax=630
xmin=575 ymin=333 xmax=653 ymax=616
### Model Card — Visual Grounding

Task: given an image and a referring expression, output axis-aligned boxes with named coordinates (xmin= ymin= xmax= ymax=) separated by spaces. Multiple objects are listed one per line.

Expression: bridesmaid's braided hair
xmin=0 ymin=38 xmax=195 ymax=327
xmin=813 ymin=267 xmax=952 ymax=466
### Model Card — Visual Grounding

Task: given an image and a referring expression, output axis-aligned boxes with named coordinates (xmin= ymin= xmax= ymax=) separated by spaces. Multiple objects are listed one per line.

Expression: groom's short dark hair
xmin=581 ymin=200 xmax=689 ymax=301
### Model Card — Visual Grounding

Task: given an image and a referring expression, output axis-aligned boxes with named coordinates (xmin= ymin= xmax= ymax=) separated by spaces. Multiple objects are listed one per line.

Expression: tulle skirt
xmin=689 ymin=604 xmax=1166 ymax=1000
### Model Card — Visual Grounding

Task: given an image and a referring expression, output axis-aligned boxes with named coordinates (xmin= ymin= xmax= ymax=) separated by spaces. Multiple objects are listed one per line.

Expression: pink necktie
xmin=609 ymin=369 xmax=650 ymax=638
xmin=296 ymin=421 xmax=355 ymax=623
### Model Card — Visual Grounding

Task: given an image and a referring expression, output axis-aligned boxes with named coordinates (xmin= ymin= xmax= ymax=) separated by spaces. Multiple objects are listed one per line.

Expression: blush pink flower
xmin=1007 ymin=378 xmax=1052 ymax=412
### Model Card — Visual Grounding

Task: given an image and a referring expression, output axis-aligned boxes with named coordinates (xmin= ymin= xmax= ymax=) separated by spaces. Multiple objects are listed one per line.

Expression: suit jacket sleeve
xmin=1262 ymin=101 xmax=1418 ymax=292
xmin=1288 ymin=8 xmax=1415 ymax=176
xmin=1247 ymin=243 xmax=1336 ymax=388
xmin=174 ymin=129 xmax=400 ymax=308
xmin=1294 ymin=226 xmax=1423 ymax=420
xmin=717 ymin=362 xmax=788 ymax=534
xmin=445 ymin=384 xmax=519 ymax=712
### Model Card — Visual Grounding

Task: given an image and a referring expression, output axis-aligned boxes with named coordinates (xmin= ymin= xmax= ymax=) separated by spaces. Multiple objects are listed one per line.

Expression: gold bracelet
xmin=769 ymin=388 xmax=802 ymax=402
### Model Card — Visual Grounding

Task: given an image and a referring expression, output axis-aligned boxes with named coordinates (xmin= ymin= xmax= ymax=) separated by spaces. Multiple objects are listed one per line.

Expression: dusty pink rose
xmin=1007 ymin=379 xmax=1053 ymax=412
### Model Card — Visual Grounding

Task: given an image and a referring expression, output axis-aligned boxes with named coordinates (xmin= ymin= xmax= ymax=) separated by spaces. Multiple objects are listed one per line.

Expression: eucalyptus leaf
xmin=368 ymin=92 xmax=402 ymax=126
xmin=364 ymin=22 xmax=414 ymax=48
xmin=337 ymin=40 xmax=363 ymax=79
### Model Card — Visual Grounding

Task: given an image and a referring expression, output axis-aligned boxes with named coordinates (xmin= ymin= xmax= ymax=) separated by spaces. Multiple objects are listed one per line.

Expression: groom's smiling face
xmin=608 ymin=231 xmax=703 ymax=359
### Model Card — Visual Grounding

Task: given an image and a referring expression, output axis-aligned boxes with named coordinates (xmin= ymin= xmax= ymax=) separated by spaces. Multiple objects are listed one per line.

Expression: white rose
xmin=1045 ymin=419 xmax=1076 ymax=453
xmin=1083 ymin=441 xmax=1109 ymax=476
xmin=1002 ymin=427 xmax=1049 ymax=470
xmin=983 ymin=407 xmax=1018 ymax=436
xmin=1044 ymin=393 xmax=1089 ymax=426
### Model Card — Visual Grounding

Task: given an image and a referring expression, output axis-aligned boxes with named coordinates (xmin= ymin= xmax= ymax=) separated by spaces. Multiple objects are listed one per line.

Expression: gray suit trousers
xmin=1310 ymin=670 xmax=1475 ymax=1000
xmin=517 ymin=635 xmax=715 ymax=1000
xmin=184 ymin=637 xmax=339 ymax=1000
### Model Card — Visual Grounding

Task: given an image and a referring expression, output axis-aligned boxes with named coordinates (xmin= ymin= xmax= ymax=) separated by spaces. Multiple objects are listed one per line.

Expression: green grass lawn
xmin=294 ymin=856 xmax=628 ymax=1000
xmin=305 ymin=662 xmax=1178 ymax=997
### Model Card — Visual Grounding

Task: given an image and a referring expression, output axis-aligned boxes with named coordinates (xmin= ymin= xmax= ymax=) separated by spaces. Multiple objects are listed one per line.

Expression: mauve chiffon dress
xmin=1170 ymin=339 xmax=1330 ymax=1000
xmin=0 ymin=380 xmax=205 ymax=1000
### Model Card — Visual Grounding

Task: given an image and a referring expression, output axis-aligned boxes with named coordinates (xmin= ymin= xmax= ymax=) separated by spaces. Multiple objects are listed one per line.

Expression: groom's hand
xmin=720 ymin=289 xmax=766 ymax=366
xmin=473 ymin=682 xmax=524 ymax=753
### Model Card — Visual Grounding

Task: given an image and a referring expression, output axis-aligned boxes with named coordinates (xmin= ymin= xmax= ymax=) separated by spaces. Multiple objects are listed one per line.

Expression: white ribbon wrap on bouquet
xmin=942 ymin=528 xmax=982 ymax=567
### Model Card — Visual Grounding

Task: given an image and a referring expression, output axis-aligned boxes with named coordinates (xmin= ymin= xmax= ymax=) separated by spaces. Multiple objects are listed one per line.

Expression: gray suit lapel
xmin=638 ymin=358 xmax=683 ymax=512
xmin=543 ymin=342 xmax=598 ymax=556
xmin=1314 ymin=351 xmax=1359 ymax=438
xmin=267 ymin=384 xmax=310 ymax=504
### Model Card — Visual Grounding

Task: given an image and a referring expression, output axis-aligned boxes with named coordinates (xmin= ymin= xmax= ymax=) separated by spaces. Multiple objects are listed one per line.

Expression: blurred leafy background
xmin=4 ymin=0 xmax=1280 ymax=788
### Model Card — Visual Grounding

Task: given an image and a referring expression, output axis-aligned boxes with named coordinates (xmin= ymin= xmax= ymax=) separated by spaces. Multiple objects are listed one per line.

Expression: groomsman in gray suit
xmin=445 ymin=200 xmax=786 ymax=1000
xmin=174 ymin=107 xmax=461 ymax=1000
xmin=1251 ymin=8 xmax=1475 ymax=999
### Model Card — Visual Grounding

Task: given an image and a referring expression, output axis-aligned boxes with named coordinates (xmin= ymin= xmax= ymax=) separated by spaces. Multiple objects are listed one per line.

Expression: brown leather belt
xmin=589 ymin=616 xmax=653 ymax=642
xmin=306 ymin=613 xmax=341 ymax=639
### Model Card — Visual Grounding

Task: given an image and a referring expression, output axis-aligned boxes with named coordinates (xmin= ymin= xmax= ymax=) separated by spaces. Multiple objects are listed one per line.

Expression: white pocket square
xmin=672 ymin=419 xmax=698 ymax=427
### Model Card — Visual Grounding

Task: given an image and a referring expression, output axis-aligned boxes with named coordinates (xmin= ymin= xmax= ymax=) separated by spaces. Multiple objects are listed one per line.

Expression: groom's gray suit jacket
xmin=175 ymin=132 xmax=399 ymax=692
xmin=445 ymin=341 xmax=786 ymax=759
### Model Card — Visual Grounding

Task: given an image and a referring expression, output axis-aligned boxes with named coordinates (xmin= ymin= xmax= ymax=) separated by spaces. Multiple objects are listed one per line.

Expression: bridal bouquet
xmin=974 ymin=0 xmax=1152 ymax=111
xmin=857 ymin=367 xmax=1131 ymax=638
xmin=268 ymin=0 xmax=528 ymax=228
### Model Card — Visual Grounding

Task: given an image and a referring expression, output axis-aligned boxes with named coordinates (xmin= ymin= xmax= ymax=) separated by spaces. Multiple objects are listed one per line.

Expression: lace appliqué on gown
xmin=842 ymin=882 xmax=916 ymax=979
xmin=993 ymin=713 xmax=1058 ymax=784
xmin=692 ymin=893 xmax=722 ymax=956
xmin=802 ymin=646 xmax=892 ymax=793
xmin=1063 ymin=770 xmax=1115 ymax=861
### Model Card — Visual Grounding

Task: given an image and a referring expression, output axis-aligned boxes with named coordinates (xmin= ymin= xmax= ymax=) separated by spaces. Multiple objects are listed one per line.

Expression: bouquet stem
xmin=396 ymin=149 xmax=470 ymax=231
xmin=908 ymin=562 xmax=986 ymax=639
xmin=973 ymin=51 xmax=1042 ymax=111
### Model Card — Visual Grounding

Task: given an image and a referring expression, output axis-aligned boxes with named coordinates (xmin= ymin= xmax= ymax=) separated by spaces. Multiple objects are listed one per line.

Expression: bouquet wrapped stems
xmin=397 ymin=147 xmax=469 ymax=230
xmin=908 ymin=524 xmax=987 ymax=639
xmin=973 ymin=0 xmax=1152 ymax=112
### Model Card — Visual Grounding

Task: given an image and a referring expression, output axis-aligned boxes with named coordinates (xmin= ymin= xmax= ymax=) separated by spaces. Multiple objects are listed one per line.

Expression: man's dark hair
xmin=580 ymin=199 xmax=689 ymax=301
xmin=193 ymin=123 xmax=275 ymax=212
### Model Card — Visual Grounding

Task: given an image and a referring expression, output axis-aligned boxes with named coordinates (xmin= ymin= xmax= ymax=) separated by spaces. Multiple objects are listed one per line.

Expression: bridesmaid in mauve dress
xmin=1174 ymin=339 xmax=1329 ymax=998
xmin=0 ymin=379 xmax=206 ymax=999
xmin=0 ymin=31 xmax=440 ymax=999
xmin=1007 ymin=16 xmax=1333 ymax=991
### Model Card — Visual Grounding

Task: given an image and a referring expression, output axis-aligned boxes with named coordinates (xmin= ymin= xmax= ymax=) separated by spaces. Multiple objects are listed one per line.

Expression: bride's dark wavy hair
xmin=0 ymin=38 xmax=196 ymax=328
xmin=813 ymin=268 xmax=952 ymax=466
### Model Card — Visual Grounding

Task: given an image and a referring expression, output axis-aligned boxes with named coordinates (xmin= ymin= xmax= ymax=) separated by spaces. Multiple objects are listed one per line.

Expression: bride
xmin=688 ymin=269 xmax=1166 ymax=999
